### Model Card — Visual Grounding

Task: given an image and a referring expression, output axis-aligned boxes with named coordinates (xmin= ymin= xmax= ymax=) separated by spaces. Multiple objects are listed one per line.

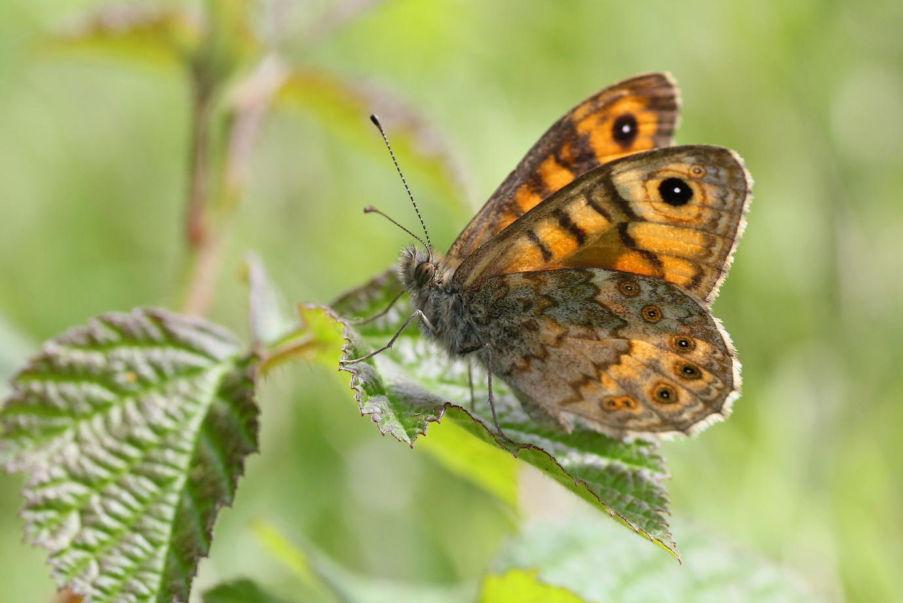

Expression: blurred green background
xmin=1 ymin=0 xmax=901 ymax=601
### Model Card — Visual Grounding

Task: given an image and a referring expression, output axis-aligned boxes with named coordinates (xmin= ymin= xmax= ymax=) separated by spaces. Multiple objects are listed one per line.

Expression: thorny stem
xmin=185 ymin=78 xmax=213 ymax=251
xmin=53 ymin=589 xmax=82 ymax=603
xmin=180 ymin=57 xmax=280 ymax=316
xmin=182 ymin=225 xmax=226 ymax=316
xmin=181 ymin=70 xmax=220 ymax=316
xmin=256 ymin=316 xmax=323 ymax=376
xmin=258 ymin=336 xmax=318 ymax=376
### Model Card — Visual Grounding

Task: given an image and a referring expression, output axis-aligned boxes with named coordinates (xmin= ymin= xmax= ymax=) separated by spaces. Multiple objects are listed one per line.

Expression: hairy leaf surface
xmin=330 ymin=270 xmax=676 ymax=556
xmin=489 ymin=516 xmax=824 ymax=602
xmin=0 ymin=308 xmax=259 ymax=602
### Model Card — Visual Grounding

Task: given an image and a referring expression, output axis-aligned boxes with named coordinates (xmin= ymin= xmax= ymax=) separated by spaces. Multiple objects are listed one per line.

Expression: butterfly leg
xmin=341 ymin=309 xmax=434 ymax=364
xmin=349 ymin=289 xmax=405 ymax=325
xmin=467 ymin=359 xmax=476 ymax=412
xmin=485 ymin=365 xmax=508 ymax=440
xmin=458 ymin=346 xmax=506 ymax=438
xmin=482 ymin=348 xmax=509 ymax=440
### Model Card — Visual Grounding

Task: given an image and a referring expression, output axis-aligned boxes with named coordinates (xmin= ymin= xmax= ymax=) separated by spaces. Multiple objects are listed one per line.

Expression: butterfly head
xmin=399 ymin=245 xmax=440 ymax=291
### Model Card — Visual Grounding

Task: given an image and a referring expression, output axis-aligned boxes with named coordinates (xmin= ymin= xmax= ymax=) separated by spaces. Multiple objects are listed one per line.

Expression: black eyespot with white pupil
xmin=659 ymin=177 xmax=693 ymax=206
xmin=612 ymin=114 xmax=638 ymax=146
xmin=671 ymin=335 xmax=696 ymax=352
xmin=617 ymin=279 xmax=640 ymax=297
xmin=653 ymin=383 xmax=678 ymax=404
xmin=678 ymin=363 xmax=701 ymax=380
xmin=641 ymin=304 xmax=663 ymax=323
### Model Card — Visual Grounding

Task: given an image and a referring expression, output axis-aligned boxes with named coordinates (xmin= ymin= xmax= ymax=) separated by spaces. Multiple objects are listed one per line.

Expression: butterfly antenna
xmin=369 ymin=114 xmax=432 ymax=250
xmin=362 ymin=205 xmax=428 ymax=249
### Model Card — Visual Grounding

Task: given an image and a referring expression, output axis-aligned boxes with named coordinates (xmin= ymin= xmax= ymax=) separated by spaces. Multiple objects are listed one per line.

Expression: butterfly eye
xmin=670 ymin=335 xmax=696 ymax=353
xmin=658 ymin=177 xmax=693 ymax=206
xmin=616 ymin=279 xmax=640 ymax=297
xmin=652 ymin=382 xmax=678 ymax=405
xmin=413 ymin=262 xmax=434 ymax=286
xmin=612 ymin=113 xmax=638 ymax=146
xmin=640 ymin=304 xmax=663 ymax=323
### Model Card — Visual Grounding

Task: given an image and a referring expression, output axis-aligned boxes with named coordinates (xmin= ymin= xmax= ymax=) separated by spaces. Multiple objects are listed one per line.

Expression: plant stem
xmin=185 ymin=80 xmax=213 ymax=251
xmin=181 ymin=70 xmax=225 ymax=317
xmin=180 ymin=57 xmax=279 ymax=316
xmin=182 ymin=225 xmax=226 ymax=316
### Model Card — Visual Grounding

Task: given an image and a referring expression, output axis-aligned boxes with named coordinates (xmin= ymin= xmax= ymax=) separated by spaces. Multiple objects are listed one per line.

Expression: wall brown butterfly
xmin=349 ymin=73 xmax=751 ymax=440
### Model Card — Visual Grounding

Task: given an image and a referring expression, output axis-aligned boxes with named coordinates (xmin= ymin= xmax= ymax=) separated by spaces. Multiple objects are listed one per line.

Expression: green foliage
xmin=330 ymin=270 xmax=676 ymax=556
xmin=43 ymin=4 xmax=201 ymax=67
xmin=219 ymin=515 xmax=823 ymax=603
xmin=415 ymin=417 xmax=520 ymax=511
xmin=203 ymin=579 xmax=291 ymax=603
xmin=4 ymin=0 xmax=898 ymax=600
xmin=0 ymin=309 xmax=259 ymax=602
xmin=480 ymin=570 xmax=585 ymax=603
xmin=489 ymin=516 xmax=825 ymax=603
xmin=273 ymin=66 xmax=469 ymax=205
xmin=251 ymin=521 xmax=473 ymax=603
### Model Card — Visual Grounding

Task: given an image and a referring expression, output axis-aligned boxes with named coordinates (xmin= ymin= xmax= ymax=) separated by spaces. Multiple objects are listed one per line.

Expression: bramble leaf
xmin=273 ymin=66 xmax=470 ymax=207
xmin=245 ymin=252 xmax=296 ymax=347
xmin=44 ymin=4 xmax=202 ymax=67
xmin=0 ymin=314 xmax=32 ymax=397
xmin=480 ymin=569 xmax=587 ymax=603
xmin=203 ymin=578 xmax=291 ymax=603
xmin=252 ymin=520 xmax=472 ymax=603
xmin=487 ymin=516 xmax=824 ymax=602
xmin=0 ymin=308 xmax=259 ymax=602
xmin=416 ymin=417 xmax=520 ymax=512
xmin=329 ymin=271 xmax=676 ymax=557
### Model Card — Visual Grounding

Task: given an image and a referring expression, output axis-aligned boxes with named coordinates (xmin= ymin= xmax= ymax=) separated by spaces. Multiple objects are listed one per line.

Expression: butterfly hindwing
xmin=387 ymin=73 xmax=750 ymax=440
xmin=446 ymin=72 xmax=680 ymax=266
xmin=455 ymin=145 xmax=751 ymax=304
xmin=468 ymin=269 xmax=738 ymax=438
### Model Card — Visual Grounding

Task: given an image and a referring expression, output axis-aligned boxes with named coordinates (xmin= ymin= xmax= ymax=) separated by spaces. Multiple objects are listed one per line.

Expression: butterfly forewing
xmin=388 ymin=73 xmax=750 ymax=441
xmin=454 ymin=145 xmax=751 ymax=305
xmin=467 ymin=269 xmax=738 ymax=438
xmin=446 ymin=72 xmax=680 ymax=266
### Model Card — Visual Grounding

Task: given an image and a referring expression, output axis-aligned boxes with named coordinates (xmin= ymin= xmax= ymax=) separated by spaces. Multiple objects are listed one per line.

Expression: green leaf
xmin=489 ymin=516 xmax=824 ymax=603
xmin=416 ymin=418 xmax=520 ymax=511
xmin=0 ymin=308 xmax=259 ymax=602
xmin=204 ymin=578 xmax=292 ymax=603
xmin=196 ymin=0 xmax=260 ymax=91
xmin=44 ymin=4 xmax=202 ymax=67
xmin=244 ymin=252 xmax=296 ymax=347
xmin=253 ymin=520 xmax=473 ymax=603
xmin=0 ymin=314 xmax=32 ymax=397
xmin=251 ymin=521 xmax=323 ymax=592
xmin=481 ymin=569 xmax=587 ymax=603
xmin=329 ymin=271 xmax=676 ymax=557
xmin=273 ymin=66 xmax=470 ymax=207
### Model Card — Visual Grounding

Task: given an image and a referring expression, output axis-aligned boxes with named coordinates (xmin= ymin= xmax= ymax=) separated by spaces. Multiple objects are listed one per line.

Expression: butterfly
xmin=354 ymin=73 xmax=751 ymax=440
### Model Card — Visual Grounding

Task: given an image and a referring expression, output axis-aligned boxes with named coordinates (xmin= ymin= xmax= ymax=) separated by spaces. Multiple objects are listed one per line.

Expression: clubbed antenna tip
xmin=368 ymin=113 xmax=432 ymax=251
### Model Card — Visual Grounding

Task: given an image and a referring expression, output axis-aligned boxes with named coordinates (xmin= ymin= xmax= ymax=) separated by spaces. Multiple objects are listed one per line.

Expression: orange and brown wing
xmin=445 ymin=72 xmax=680 ymax=266
xmin=468 ymin=269 xmax=738 ymax=439
xmin=454 ymin=146 xmax=752 ymax=305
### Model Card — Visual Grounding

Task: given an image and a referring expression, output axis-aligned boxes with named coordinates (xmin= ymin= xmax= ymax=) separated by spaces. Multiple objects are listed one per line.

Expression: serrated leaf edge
xmin=1 ymin=307 xmax=261 ymax=601
xmin=324 ymin=302 xmax=679 ymax=558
